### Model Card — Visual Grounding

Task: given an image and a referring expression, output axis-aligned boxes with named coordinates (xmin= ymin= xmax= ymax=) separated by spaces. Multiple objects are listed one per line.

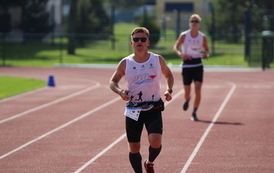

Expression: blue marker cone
xmin=47 ymin=75 xmax=55 ymax=87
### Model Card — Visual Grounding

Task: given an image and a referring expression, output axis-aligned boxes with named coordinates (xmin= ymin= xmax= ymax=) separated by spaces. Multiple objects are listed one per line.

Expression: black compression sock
xmin=129 ymin=152 xmax=143 ymax=173
xmin=148 ymin=145 xmax=162 ymax=163
xmin=193 ymin=107 xmax=198 ymax=114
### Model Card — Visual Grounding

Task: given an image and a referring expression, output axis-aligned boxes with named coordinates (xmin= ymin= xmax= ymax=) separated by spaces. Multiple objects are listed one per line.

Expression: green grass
xmin=0 ymin=76 xmax=46 ymax=99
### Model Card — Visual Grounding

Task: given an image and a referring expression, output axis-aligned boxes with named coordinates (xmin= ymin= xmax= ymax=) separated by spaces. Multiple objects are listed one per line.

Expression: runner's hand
xmin=164 ymin=92 xmax=172 ymax=101
xmin=201 ymin=51 xmax=209 ymax=58
xmin=181 ymin=54 xmax=192 ymax=60
xmin=120 ymin=90 xmax=130 ymax=101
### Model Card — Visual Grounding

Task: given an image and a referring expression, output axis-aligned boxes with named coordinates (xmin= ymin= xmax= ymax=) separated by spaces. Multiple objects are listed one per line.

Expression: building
xmin=4 ymin=0 xmax=66 ymax=41
xmin=155 ymin=0 xmax=212 ymax=32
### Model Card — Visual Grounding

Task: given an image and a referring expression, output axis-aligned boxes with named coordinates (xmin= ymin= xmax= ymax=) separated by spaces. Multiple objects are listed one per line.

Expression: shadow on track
xmin=197 ymin=120 xmax=244 ymax=125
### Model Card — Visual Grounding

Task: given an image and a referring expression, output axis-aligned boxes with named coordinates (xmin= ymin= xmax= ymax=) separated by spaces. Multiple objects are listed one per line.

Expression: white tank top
xmin=181 ymin=29 xmax=204 ymax=58
xmin=124 ymin=52 xmax=162 ymax=103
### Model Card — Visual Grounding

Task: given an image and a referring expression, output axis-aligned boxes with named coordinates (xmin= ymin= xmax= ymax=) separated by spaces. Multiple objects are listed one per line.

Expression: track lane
xmin=0 ymin=82 xmax=100 ymax=124
xmin=75 ymin=74 xmax=234 ymax=172
xmin=184 ymin=72 xmax=274 ymax=173
xmin=1 ymin=67 xmax=273 ymax=173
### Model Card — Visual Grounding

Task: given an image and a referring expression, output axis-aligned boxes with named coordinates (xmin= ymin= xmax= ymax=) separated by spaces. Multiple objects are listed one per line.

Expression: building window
xmin=165 ymin=2 xmax=193 ymax=12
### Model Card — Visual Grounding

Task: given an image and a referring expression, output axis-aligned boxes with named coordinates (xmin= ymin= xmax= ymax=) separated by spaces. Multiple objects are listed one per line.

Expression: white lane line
xmin=180 ymin=82 xmax=236 ymax=173
xmin=0 ymin=83 xmax=100 ymax=125
xmin=74 ymin=133 xmax=127 ymax=173
xmin=0 ymin=87 xmax=48 ymax=103
xmin=74 ymin=89 xmax=185 ymax=173
xmin=0 ymin=96 xmax=121 ymax=160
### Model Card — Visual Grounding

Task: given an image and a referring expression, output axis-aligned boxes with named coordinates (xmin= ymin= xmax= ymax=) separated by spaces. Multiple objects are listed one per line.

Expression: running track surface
xmin=0 ymin=66 xmax=273 ymax=173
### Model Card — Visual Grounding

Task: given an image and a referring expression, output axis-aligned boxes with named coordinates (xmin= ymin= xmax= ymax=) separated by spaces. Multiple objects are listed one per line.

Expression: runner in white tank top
xmin=110 ymin=27 xmax=174 ymax=173
xmin=173 ymin=14 xmax=210 ymax=121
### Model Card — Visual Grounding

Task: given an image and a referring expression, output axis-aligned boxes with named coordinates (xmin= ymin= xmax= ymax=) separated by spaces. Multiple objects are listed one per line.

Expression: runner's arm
xmin=109 ymin=59 xmax=130 ymax=101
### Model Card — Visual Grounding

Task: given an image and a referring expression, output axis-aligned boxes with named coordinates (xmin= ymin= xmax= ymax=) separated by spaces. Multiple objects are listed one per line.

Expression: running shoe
xmin=190 ymin=113 xmax=199 ymax=121
xmin=144 ymin=159 xmax=155 ymax=173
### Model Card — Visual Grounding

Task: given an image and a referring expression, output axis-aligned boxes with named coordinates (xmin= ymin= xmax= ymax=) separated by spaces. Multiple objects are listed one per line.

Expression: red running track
xmin=0 ymin=66 xmax=273 ymax=173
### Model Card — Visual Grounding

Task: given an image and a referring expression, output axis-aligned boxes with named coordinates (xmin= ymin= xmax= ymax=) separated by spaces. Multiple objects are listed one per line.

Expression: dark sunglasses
xmin=190 ymin=20 xmax=199 ymax=23
xmin=132 ymin=37 xmax=148 ymax=42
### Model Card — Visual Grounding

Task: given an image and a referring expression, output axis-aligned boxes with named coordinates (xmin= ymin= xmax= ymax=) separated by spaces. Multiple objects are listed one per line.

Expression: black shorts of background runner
xmin=182 ymin=66 xmax=204 ymax=85
xmin=126 ymin=110 xmax=163 ymax=143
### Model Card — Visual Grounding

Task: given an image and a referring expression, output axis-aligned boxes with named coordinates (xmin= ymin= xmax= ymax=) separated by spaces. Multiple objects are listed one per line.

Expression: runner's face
xmin=131 ymin=33 xmax=149 ymax=50
xmin=189 ymin=17 xmax=200 ymax=29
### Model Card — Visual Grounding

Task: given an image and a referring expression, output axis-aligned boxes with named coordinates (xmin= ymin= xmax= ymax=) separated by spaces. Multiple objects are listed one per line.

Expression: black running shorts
xmin=182 ymin=66 xmax=204 ymax=85
xmin=126 ymin=110 xmax=163 ymax=143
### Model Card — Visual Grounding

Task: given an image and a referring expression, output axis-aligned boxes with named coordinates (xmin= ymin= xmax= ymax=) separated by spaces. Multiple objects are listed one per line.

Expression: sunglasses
xmin=132 ymin=37 xmax=148 ymax=42
xmin=190 ymin=20 xmax=199 ymax=23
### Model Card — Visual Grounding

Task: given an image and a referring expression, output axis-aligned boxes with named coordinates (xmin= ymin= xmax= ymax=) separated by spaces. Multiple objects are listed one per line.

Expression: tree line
xmin=209 ymin=0 xmax=274 ymax=43
xmin=1 ymin=0 xmax=273 ymax=54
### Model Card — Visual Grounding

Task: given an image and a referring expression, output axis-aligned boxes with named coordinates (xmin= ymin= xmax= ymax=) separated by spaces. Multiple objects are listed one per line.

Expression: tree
xmin=256 ymin=0 xmax=274 ymax=31
xmin=210 ymin=0 xmax=273 ymax=43
xmin=76 ymin=0 xmax=110 ymax=39
xmin=138 ymin=7 xmax=160 ymax=47
xmin=106 ymin=0 xmax=146 ymax=36
xmin=22 ymin=0 xmax=52 ymax=41
xmin=0 ymin=0 xmax=28 ymax=32
xmin=67 ymin=0 xmax=111 ymax=54
xmin=67 ymin=0 xmax=77 ymax=55
xmin=0 ymin=0 xmax=52 ymax=38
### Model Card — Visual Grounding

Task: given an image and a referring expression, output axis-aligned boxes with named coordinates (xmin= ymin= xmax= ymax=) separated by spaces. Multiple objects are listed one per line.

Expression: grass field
xmin=0 ymin=76 xmax=46 ymax=99
xmin=1 ymin=23 xmax=250 ymax=67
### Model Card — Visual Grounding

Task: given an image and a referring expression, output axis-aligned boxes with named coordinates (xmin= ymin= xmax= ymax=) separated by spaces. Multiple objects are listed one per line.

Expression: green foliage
xmin=209 ymin=0 xmax=273 ymax=43
xmin=0 ymin=0 xmax=30 ymax=7
xmin=0 ymin=0 xmax=38 ymax=32
xmin=138 ymin=9 xmax=160 ymax=46
xmin=22 ymin=0 xmax=53 ymax=40
xmin=0 ymin=13 xmax=11 ymax=32
xmin=77 ymin=0 xmax=110 ymax=35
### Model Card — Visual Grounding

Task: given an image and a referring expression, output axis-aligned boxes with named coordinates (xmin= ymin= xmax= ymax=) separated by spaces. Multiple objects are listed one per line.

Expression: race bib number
xmin=124 ymin=107 xmax=142 ymax=121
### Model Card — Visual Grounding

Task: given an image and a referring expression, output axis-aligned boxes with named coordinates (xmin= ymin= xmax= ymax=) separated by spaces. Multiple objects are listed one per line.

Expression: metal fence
xmin=0 ymin=32 xmax=273 ymax=69
xmin=246 ymin=31 xmax=274 ymax=69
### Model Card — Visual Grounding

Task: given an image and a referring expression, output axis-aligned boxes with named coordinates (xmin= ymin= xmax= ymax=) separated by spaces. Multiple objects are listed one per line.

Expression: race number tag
xmin=124 ymin=107 xmax=142 ymax=121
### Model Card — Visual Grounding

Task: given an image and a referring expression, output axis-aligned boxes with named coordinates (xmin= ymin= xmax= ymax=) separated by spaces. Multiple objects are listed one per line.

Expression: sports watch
xmin=167 ymin=88 xmax=173 ymax=94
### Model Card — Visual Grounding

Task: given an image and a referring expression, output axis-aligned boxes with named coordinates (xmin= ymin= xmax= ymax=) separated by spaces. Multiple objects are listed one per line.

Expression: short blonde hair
xmin=131 ymin=27 xmax=149 ymax=37
xmin=189 ymin=14 xmax=202 ymax=22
